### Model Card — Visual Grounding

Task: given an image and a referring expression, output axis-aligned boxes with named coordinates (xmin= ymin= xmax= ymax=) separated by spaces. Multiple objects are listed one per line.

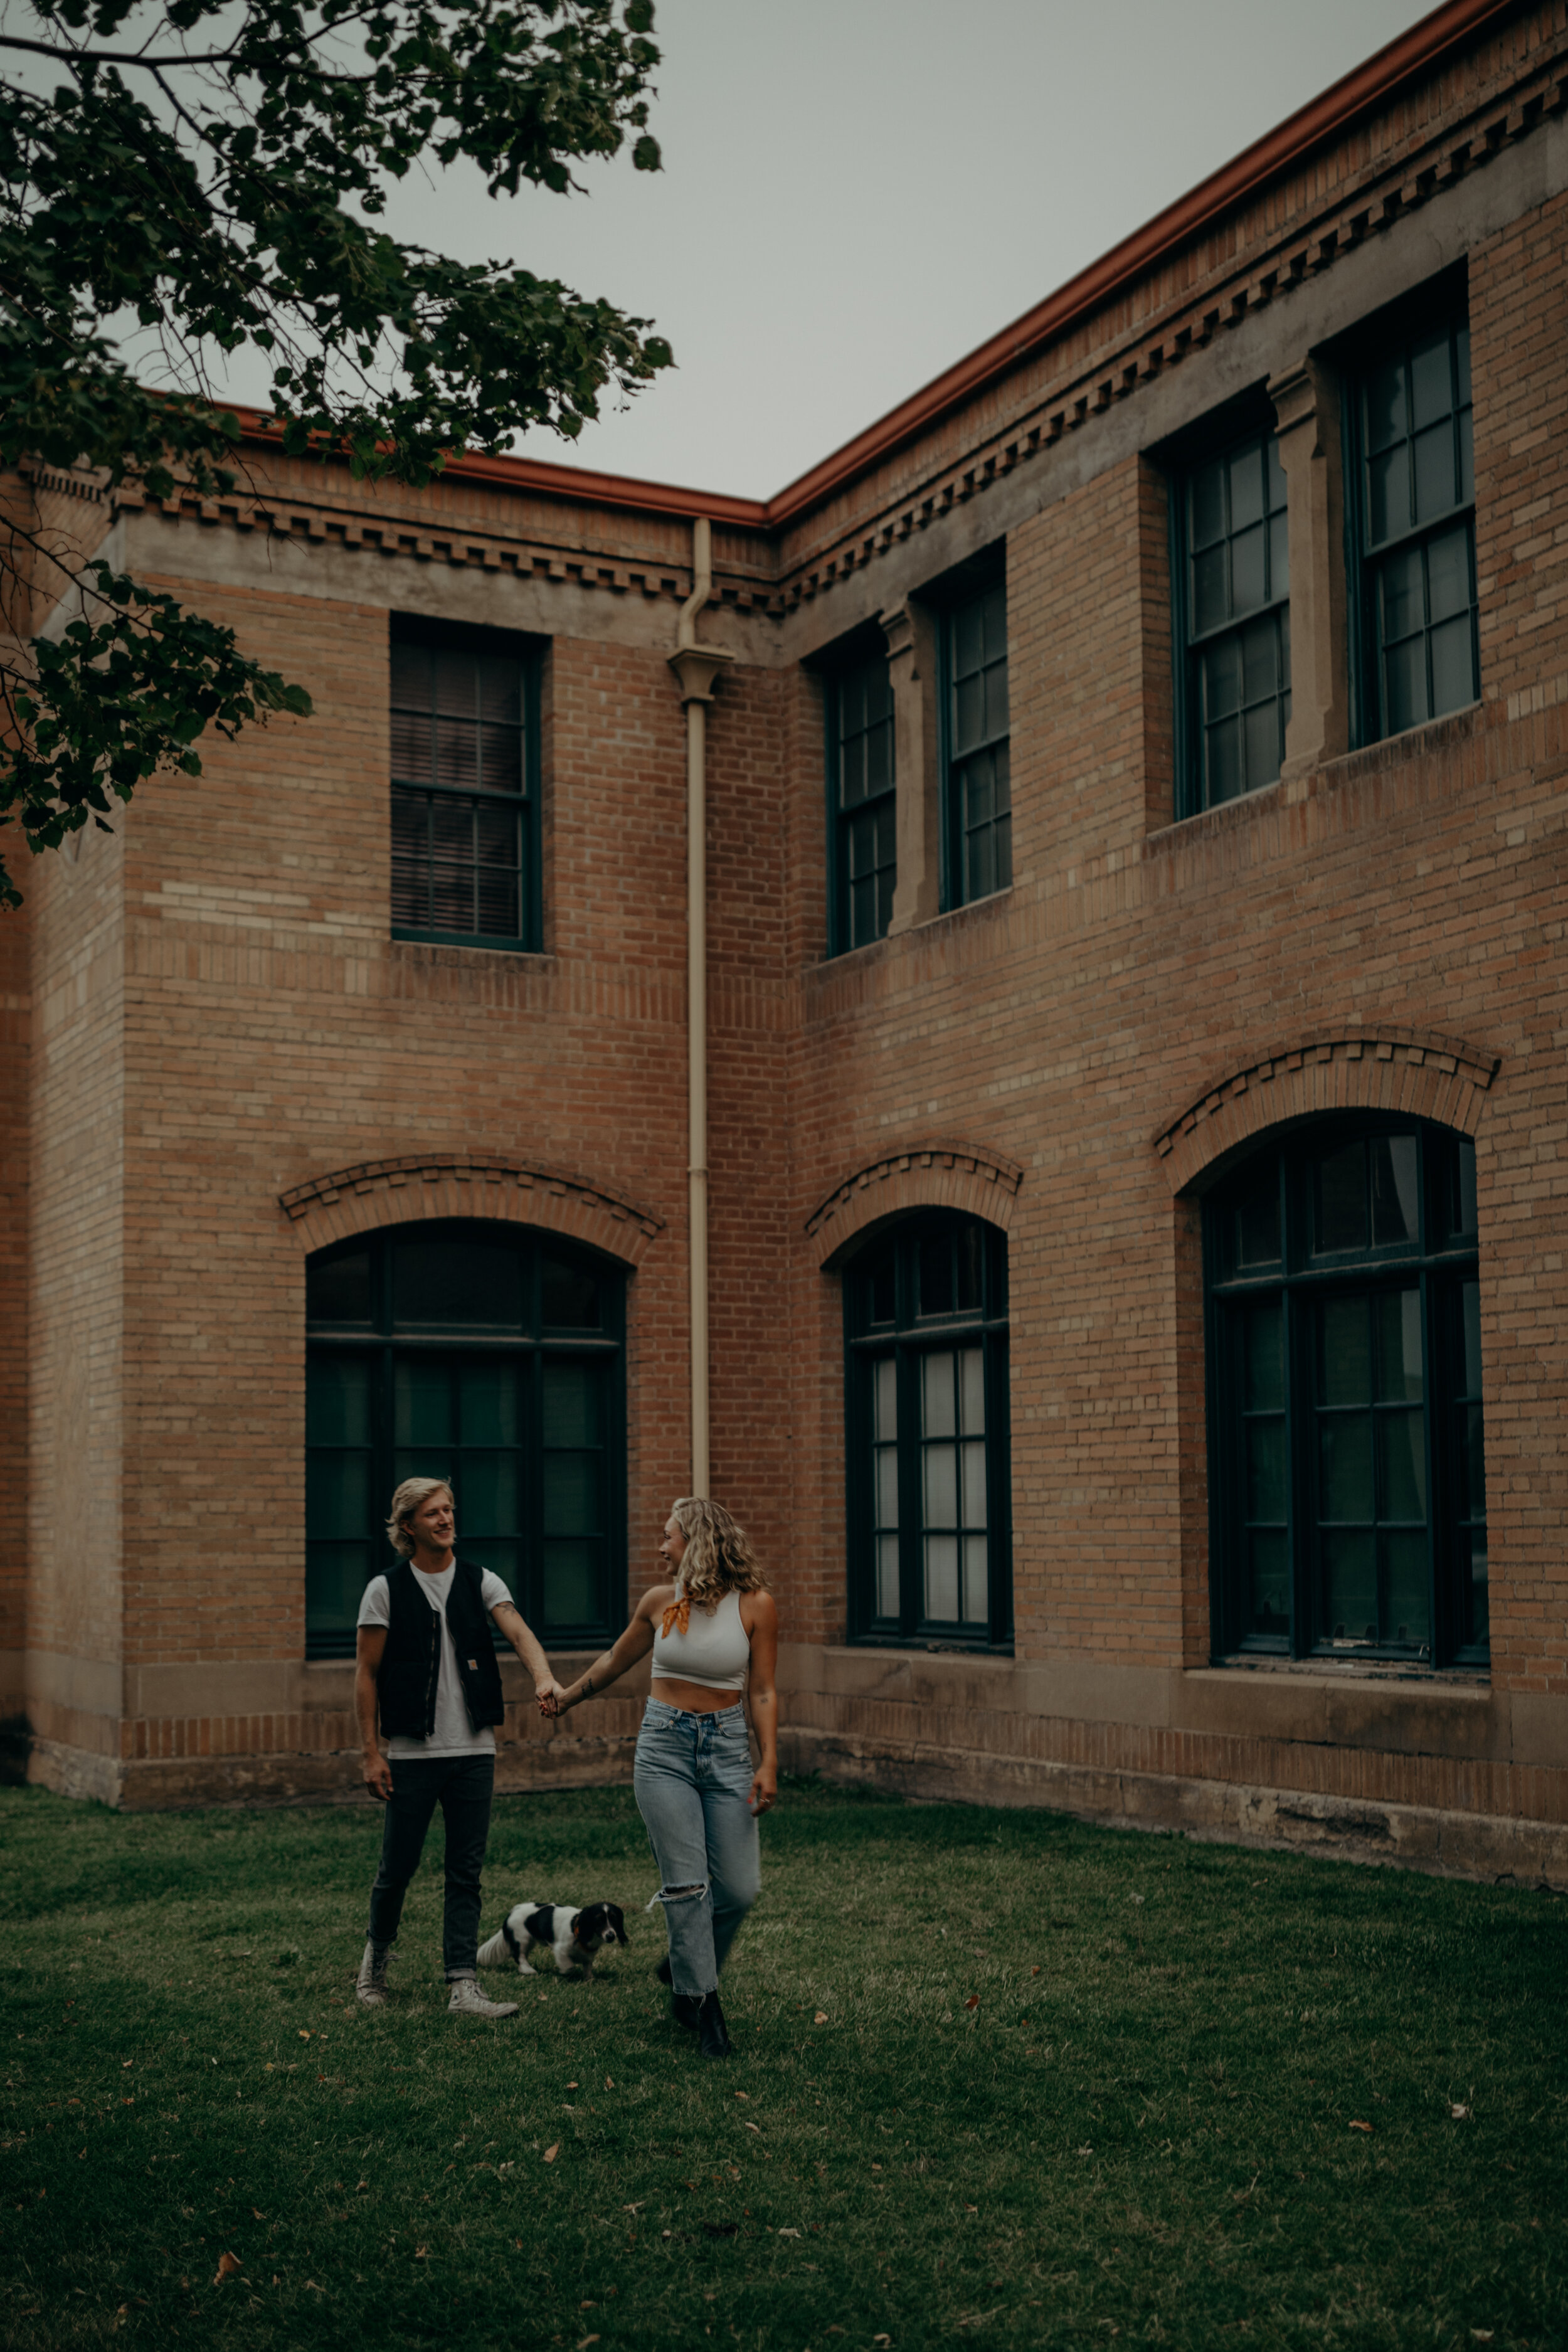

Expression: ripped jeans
xmin=633 ymin=1698 xmax=761 ymax=2000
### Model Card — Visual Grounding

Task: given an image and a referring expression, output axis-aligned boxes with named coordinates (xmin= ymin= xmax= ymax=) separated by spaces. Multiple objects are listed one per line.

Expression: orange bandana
xmin=660 ymin=1592 xmax=691 ymax=1640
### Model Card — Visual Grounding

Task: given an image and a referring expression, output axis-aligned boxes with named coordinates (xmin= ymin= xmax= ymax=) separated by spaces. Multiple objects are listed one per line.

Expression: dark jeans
xmin=366 ymin=1752 xmax=494 ymax=1979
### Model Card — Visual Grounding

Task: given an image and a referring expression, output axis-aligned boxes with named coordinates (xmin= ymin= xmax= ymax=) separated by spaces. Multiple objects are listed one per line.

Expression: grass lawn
xmin=1 ymin=1779 xmax=1564 ymax=2351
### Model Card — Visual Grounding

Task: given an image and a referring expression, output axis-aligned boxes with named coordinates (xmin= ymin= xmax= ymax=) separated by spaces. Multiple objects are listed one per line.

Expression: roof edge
xmin=222 ymin=0 xmax=1527 ymax=534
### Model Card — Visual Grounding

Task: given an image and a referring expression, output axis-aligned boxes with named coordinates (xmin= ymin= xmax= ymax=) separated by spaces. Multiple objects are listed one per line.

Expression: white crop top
xmin=650 ymin=1586 xmax=751 ymax=1692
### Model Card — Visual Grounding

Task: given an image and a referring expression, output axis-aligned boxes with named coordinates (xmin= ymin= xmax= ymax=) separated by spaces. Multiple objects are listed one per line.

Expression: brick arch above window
xmin=1154 ymin=1028 xmax=1500 ymax=1198
xmin=278 ymin=1153 xmax=664 ymax=1266
xmin=809 ymin=1145 xmax=1023 ymax=1271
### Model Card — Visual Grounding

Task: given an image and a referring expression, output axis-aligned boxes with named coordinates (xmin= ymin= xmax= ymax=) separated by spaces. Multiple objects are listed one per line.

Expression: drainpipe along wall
xmin=667 ymin=519 xmax=733 ymax=1497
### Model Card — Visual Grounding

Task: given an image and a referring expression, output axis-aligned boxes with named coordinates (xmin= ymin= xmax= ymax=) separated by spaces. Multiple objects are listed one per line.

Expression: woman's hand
xmin=536 ymin=1677 xmax=568 ymax=1717
xmin=750 ymin=1759 xmax=777 ymax=1816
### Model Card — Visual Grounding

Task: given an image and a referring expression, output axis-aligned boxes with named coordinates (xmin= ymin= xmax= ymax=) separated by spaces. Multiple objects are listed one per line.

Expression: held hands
xmin=536 ymin=1677 xmax=575 ymax=1719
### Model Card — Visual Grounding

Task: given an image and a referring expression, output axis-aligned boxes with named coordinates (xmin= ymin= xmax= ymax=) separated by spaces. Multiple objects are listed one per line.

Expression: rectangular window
xmin=846 ymin=1215 xmax=1010 ymax=1648
xmin=1350 ymin=309 xmax=1478 ymax=742
xmin=390 ymin=619 xmax=541 ymax=950
xmin=829 ymin=655 xmax=896 ymax=952
xmin=943 ymin=582 xmax=1010 ymax=906
xmin=1205 ymin=1123 xmax=1487 ymax=1668
xmin=1176 ymin=431 xmax=1291 ymax=814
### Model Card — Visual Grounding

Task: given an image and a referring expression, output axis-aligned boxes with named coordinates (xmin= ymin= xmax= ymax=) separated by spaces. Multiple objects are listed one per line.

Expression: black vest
xmin=377 ymin=1559 xmax=506 ymax=1741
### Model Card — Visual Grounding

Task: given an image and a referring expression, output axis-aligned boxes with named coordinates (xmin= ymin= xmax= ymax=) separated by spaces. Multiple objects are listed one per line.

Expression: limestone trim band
xmin=808 ymin=1145 xmax=1023 ymax=1268
xmin=278 ymin=1153 xmax=664 ymax=1265
xmin=1154 ymin=1027 xmax=1501 ymax=1195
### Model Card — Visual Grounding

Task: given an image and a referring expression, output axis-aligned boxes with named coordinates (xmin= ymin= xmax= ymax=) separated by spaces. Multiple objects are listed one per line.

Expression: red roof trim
xmin=234 ymin=0 xmax=1524 ymax=534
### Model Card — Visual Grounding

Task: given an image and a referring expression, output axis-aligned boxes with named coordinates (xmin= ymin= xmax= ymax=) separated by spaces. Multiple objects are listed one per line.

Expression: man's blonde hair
xmin=386 ymin=1476 xmax=453 ymax=1559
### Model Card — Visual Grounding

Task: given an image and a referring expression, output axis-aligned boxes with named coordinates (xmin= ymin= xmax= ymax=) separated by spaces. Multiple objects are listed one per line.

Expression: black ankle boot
xmin=672 ymin=1992 xmax=701 ymax=2031
xmin=655 ymin=1955 xmax=672 ymax=1986
xmin=697 ymin=1989 xmax=732 ymax=2060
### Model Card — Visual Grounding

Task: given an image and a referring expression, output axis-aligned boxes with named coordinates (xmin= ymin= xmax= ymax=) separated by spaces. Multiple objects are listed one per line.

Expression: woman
xmin=543 ymin=1496 xmax=778 ymax=2060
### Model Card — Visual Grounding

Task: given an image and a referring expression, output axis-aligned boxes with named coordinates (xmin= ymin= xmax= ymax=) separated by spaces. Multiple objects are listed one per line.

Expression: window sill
xmin=1204 ymin=1653 xmax=1489 ymax=1688
xmin=844 ymin=1634 xmax=1015 ymax=1658
xmin=392 ymin=929 xmax=549 ymax=958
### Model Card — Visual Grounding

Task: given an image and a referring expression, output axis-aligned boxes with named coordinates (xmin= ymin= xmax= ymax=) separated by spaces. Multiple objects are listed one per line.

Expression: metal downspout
xmin=668 ymin=519 xmax=733 ymax=1497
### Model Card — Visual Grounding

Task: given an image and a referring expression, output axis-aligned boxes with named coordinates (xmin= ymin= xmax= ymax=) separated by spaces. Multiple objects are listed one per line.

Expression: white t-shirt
xmin=358 ymin=1562 xmax=514 ymax=1759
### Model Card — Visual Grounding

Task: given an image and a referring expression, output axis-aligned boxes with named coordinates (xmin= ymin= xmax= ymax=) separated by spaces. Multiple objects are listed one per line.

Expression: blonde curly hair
xmin=670 ymin=1496 xmax=768 ymax=1612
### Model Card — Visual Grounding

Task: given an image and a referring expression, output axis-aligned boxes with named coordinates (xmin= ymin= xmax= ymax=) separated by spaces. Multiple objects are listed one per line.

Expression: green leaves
xmin=0 ymin=0 xmax=670 ymax=893
xmin=0 ymin=564 xmax=314 ymax=905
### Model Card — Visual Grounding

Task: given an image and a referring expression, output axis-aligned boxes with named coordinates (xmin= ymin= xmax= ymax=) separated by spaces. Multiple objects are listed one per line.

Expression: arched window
xmin=1204 ymin=1119 xmax=1485 ymax=1666
xmin=304 ymin=1222 xmax=625 ymax=1659
xmin=844 ymin=1212 xmax=1011 ymax=1647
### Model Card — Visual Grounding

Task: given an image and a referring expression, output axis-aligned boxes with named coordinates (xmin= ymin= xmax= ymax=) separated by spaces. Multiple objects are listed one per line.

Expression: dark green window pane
xmin=1461 ymin=1281 xmax=1483 ymax=1399
xmin=1320 ymin=1296 xmax=1370 ymax=1404
xmin=1316 ymin=1143 xmax=1367 ymax=1254
xmin=458 ymin=1362 xmax=519 ymax=1448
xmin=1243 ymin=1303 xmax=1284 ymax=1411
xmin=1235 ymin=1168 xmax=1280 ymax=1268
xmin=395 ymin=1237 xmax=522 ymax=1328
xmin=1378 ymin=1409 xmax=1427 ymax=1520
xmin=476 ymin=1542 xmax=521 ymax=1605
xmin=1374 ymin=1289 xmax=1423 ymax=1401
xmin=1193 ymin=543 xmax=1227 ymax=637
xmin=1370 ymin=1136 xmax=1419 ymax=1247
xmin=1323 ymin=1531 xmax=1377 ymax=1641
xmin=1248 ymin=1529 xmax=1290 ymax=1637
xmin=919 ymin=1234 xmax=955 ymax=1318
xmin=395 ymin=1360 xmax=453 ymax=1447
xmin=393 ymin=1446 xmax=455 ymax=1489
xmin=956 ymin=1224 xmax=984 ymax=1315
xmin=542 ymin=1257 xmax=601 ymax=1330
xmin=1246 ymin=1419 xmax=1286 ymax=1521
xmin=1383 ymin=627 xmax=1426 ymax=734
xmin=307 ymin=1355 xmax=372 ymax=1448
xmin=1462 ymin=1401 xmax=1486 ymax=1518
xmin=1190 ymin=460 xmax=1226 ymax=549
xmin=543 ymin=1360 xmax=601 ymax=1449
xmin=1384 ymin=1530 xmax=1430 ymax=1644
xmin=458 ymin=1454 xmax=518 ymax=1532
xmin=307 ymin=1450 xmax=371 ymax=1540
xmin=306 ymin=1543 xmax=373 ymax=1634
xmin=544 ymin=1454 xmax=600 ymax=1537
xmin=1320 ymin=1414 xmax=1374 ymax=1522
xmin=543 ymin=1540 xmax=600 ymax=1626
xmin=308 ymin=1250 xmax=373 ymax=1325
xmin=1365 ymin=358 xmax=1406 ymax=456
xmin=867 ymin=1250 xmax=896 ymax=1327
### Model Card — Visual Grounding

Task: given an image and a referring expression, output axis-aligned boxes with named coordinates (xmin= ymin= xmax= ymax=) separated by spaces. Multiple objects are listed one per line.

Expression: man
xmin=354 ymin=1476 xmax=566 ymax=2016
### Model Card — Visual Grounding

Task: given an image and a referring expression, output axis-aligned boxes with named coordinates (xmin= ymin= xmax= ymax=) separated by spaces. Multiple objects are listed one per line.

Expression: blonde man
xmin=354 ymin=1476 xmax=566 ymax=2016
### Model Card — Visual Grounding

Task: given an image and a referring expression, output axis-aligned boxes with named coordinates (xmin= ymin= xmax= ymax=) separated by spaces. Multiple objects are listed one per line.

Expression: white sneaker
xmin=356 ymin=1941 xmax=391 ymax=2006
xmin=447 ymin=1976 xmax=518 ymax=2019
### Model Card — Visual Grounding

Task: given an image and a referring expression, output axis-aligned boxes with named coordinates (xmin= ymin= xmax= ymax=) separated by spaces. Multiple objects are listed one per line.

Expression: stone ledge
xmin=785 ymin=1730 xmax=1568 ymax=1890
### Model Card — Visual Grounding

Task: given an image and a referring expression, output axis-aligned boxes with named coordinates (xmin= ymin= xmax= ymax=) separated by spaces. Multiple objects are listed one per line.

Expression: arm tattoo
xmin=581 ymin=1675 xmax=595 ymax=1700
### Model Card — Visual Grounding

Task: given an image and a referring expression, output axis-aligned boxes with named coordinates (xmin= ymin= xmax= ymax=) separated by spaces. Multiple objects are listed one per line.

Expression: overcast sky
xmin=347 ymin=0 xmax=1443 ymax=500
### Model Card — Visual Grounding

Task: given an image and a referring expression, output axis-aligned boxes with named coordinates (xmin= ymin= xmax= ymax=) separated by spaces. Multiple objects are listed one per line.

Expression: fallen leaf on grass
xmin=543 ymin=2144 xmax=559 ymax=2164
xmin=1451 ymin=2104 xmax=1471 ymax=2120
xmin=566 ymin=2081 xmax=580 ymax=2090
xmin=414 ymin=2247 xmax=427 ymax=2260
xmin=813 ymin=2011 xmax=828 ymax=2025
xmin=1030 ymin=1965 xmax=1041 ymax=1976
xmin=777 ymin=2227 xmax=801 ymax=2238
xmin=578 ymin=2337 xmax=601 ymax=2349
xmin=964 ymin=1995 xmax=980 ymax=2011
xmin=744 ymin=2121 xmax=760 ymax=2134
xmin=605 ymin=2077 xmax=614 ymax=2090
xmin=1472 ymin=2334 xmax=1495 ymax=2344
xmin=298 ymin=2032 xmax=311 ymax=2042
xmin=874 ymin=2338 xmax=893 ymax=2347
xmin=252 ymin=2208 xmax=265 ymax=2221
xmin=214 ymin=2253 xmax=241 ymax=2283
xmin=1348 ymin=2120 xmax=1374 ymax=2134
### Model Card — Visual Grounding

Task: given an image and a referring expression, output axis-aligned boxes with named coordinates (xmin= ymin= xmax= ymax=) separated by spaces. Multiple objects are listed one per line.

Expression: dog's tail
xmin=475 ymin=1928 xmax=511 ymax=1970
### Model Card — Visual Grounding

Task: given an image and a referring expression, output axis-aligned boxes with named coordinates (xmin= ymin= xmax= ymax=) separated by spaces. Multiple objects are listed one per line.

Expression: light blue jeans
xmin=633 ymin=1698 xmax=761 ymax=2000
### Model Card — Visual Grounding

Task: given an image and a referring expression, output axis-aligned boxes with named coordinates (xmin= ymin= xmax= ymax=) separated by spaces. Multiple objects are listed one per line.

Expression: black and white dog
xmin=477 ymin=1900 xmax=628 ymax=1981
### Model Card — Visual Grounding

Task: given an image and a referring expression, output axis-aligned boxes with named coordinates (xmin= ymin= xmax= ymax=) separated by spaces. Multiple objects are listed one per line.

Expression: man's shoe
xmin=655 ymin=1955 xmax=672 ymax=1986
xmin=356 ymin=1940 xmax=390 ymax=2007
xmin=697 ymin=1989 xmax=733 ymax=2060
xmin=447 ymin=1976 xmax=519 ymax=2019
xmin=671 ymin=1991 xmax=701 ymax=2031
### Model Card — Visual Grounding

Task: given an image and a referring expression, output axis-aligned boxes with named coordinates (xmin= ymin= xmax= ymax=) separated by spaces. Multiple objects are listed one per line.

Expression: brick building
xmin=8 ymin=0 xmax=1568 ymax=1880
